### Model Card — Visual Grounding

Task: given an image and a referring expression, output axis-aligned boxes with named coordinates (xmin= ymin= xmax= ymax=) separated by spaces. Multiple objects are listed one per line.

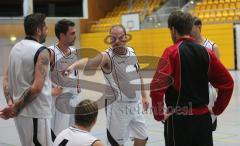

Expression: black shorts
xmin=164 ymin=113 xmax=213 ymax=146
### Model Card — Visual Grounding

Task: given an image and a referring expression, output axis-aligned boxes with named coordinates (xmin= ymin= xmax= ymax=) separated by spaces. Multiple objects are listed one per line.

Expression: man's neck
xmin=180 ymin=35 xmax=191 ymax=39
xmin=74 ymin=124 xmax=92 ymax=132
xmin=195 ymin=35 xmax=205 ymax=45
xmin=112 ymin=46 xmax=127 ymax=55
xmin=57 ymin=42 xmax=70 ymax=55
xmin=175 ymin=35 xmax=191 ymax=43
xmin=27 ymin=35 xmax=40 ymax=43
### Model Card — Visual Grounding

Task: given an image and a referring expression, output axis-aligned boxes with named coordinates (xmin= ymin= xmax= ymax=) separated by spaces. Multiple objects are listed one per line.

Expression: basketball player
xmin=53 ymin=99 xmax=104 ymax=146
xmin=0 ymin=13 xmax=54 ymax=146
xmin=191 ymin=17 xmax=220 ymax=59
xmin=150 ymin=11 xmax=234 ymax=146
xmin=191 ymin=16 xmax=220 ymax=131
xmin=49 ymin=19 xmax=81 ymax=138
xmin=65 ymin=25 xmax=149 ymax=146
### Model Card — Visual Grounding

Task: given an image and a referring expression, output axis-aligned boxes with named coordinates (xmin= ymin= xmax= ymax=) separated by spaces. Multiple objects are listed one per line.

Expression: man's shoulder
xmin=165 ymin=43 xmax=179 ymax=54
xmin=104 ymin=47 xmax=112 ymax=52
xmin=69 ymin=46 xmax=77 ymax=51
xmin=48 ymin=45 xmax=55 ymax=50
xmin=92 ymin=140 xmax=104 ymax=146
xmin=127 ymin=46 xmax=135 ymax=52
xmin=12 ymin=39 xmax=43 ymax=52
xmin=205 ymin=38 xmax=215 ymax=45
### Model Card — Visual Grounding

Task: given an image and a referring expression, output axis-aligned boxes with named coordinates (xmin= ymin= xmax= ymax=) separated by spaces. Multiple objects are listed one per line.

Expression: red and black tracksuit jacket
xmin=150 ymin=37 xmax=234 ymax=121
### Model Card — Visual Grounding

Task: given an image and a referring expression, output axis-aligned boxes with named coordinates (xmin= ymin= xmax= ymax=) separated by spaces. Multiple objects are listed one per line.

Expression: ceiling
xmin=0 ymin=0 xmax=82 ymax=5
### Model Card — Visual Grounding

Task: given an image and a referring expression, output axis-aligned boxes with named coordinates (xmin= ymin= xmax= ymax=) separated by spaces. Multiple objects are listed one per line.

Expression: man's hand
xmin=7 ymin=99 xmax=14 ymax=106
xmin=163 ymin=112 xmax=173 ymax=121
xmin=142 ymin=97 xmax=149 ymax=111
xmin=52 ymin=86 xmax=63 ymax=97
xmin=0 ymin=104 xmax=18 ymax=120
xmin=209 ymin=107 xmax=214 ymax=115
xmin=64 ymin=65 xmax=75 ymax=76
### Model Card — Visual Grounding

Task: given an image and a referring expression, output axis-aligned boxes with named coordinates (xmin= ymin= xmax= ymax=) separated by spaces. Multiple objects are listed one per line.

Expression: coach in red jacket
xmin=150 ymin=11 xmax=234 ymax=146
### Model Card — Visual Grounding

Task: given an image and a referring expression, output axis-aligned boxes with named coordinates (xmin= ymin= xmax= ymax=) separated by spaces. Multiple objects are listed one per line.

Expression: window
xmin=34 ymin=0 xmax=83 ymax=17
xmin=0 ymin=0 xmax=23 ymax=17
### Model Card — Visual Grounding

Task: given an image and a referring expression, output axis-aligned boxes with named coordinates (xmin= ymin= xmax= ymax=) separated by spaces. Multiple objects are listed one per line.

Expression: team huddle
xmin=0 ymin=11 xmax=234 ymax=146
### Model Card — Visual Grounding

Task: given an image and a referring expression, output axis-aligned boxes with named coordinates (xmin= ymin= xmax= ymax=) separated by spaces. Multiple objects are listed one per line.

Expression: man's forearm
xmin=140 ymin=77 xmax=147 ymax=98
xmin=72 ymin=54 xmax=105 ymax=70
xmin=3 ymin=70 xmax=13 ymax=103
xmin=72 ymin=58 xmax=89 ymax=70
xmin=3 ymin=83 xmax=12 ymax=103
xmin=14 ymin=87 xmax=40 ymax=113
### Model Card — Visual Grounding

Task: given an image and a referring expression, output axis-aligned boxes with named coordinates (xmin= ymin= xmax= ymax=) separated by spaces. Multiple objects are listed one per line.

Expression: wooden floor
xmin=0 ymin=70 xmax=240 ymax=146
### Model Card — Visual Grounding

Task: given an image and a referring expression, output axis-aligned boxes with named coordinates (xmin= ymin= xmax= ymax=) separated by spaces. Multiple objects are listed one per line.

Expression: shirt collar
xmin=176 ymin=36 xmax=194 ymax=43
xmin=25 ymin=36 xmax=38 ymax=42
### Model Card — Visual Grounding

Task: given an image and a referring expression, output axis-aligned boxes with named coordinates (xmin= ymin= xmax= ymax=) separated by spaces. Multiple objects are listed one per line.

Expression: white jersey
xmin=103 ymin=47 xmax=141 ymax=102
xmin=8 ymin=37 xmax=52 ymax=118
xmin=49 ymin=44 xmax=79 ymax=94
xmin=203 ymin=39 xmax=215 ymax=51
xmin=53 ymin=126 xmax=99 ymax=146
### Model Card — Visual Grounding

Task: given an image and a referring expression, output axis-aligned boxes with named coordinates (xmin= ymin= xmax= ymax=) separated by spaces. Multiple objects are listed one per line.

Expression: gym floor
xmin=0 ymin=70 xmax=239 ymax=146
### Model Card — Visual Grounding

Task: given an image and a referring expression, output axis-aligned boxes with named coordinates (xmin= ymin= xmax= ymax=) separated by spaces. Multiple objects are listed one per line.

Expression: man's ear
xmin=59 ymin=33 xmax=65 ymax=40
xmin=171 ymin=27 xmax=176 ymax=35
xmin=36 ymin=27 xmax=41 ymax=35
xmin=199 ymin=25 xmax=202 ymax=33
xmin=93 ymin=118 xmax=97 ymax=125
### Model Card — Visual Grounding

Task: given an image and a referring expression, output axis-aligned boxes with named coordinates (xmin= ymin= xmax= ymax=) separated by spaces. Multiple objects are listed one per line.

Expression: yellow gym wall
xmin=0 ymin=23 xmax=56 ymax=38
xmin=80 ymin=23 xmax=235 ymax=69
xmin=201 ymin=23 xmax=235 ymax=69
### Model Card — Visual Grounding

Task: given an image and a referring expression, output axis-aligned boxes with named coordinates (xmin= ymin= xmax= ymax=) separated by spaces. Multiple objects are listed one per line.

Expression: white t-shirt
xmin=49 ymin=44 xmax=79 ymax=95
xmin=9 ymin=38 xmax=52 ymax=118
xmin=53 ymin=126 xmax=99 ymax=146
xmin=102 ymin=47 xmax=141 ymax=102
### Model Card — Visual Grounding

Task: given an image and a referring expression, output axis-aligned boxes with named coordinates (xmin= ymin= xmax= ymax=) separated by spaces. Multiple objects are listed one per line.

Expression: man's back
xmin=163 ymin=38 xmax=210 ymax=108
xmin=8 ymin=38 xmax=52 ymax=118
xmin=53 ymin=126 xmax=99 ymax=146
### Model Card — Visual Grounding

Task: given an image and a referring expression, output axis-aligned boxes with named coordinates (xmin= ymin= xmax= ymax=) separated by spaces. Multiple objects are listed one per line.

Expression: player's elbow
xmin=152 ymin=110 xmax=164 ymax=121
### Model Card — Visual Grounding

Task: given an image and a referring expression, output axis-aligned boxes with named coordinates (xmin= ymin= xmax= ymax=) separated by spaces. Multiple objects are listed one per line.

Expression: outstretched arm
xmin=65 ymin=52 xmax=110 ymax=75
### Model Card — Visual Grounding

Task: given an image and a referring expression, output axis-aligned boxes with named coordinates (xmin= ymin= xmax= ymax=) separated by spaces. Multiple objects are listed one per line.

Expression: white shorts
xmin=51 ymin=94 xmax=81 ymax=137
xmin=208 ymin=84 xmax=217 ymax=123
xmin=14 ymin=115 xmax=52 ymax=146
xmin=51 ymin=108 xmax=74 ymax=137
xmin=106 ymin=100 xmax=148 ymax=145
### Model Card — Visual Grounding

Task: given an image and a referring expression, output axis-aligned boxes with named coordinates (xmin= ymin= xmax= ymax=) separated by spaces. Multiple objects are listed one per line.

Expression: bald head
xmin=108 ymin=25 xmax=128 ymax=54
xmin=109 ymin=25 xmax=126 ymax=35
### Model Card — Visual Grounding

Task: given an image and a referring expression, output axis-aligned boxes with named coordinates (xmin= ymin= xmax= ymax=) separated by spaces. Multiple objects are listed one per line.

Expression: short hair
xmin=75 ymin=99 xmax=98 ymax=127
xmin=24 ymin=13 xmax=46 ymax=36
xmin=193 ymin=16 xmax=202 ymax=26
xmin=168 ymin=11 xmax=193 ymax=36
xmin=109 ymin=24 xmax=127 ymax=35
xmin=55 ymin=19 xmax=75 ymax=39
